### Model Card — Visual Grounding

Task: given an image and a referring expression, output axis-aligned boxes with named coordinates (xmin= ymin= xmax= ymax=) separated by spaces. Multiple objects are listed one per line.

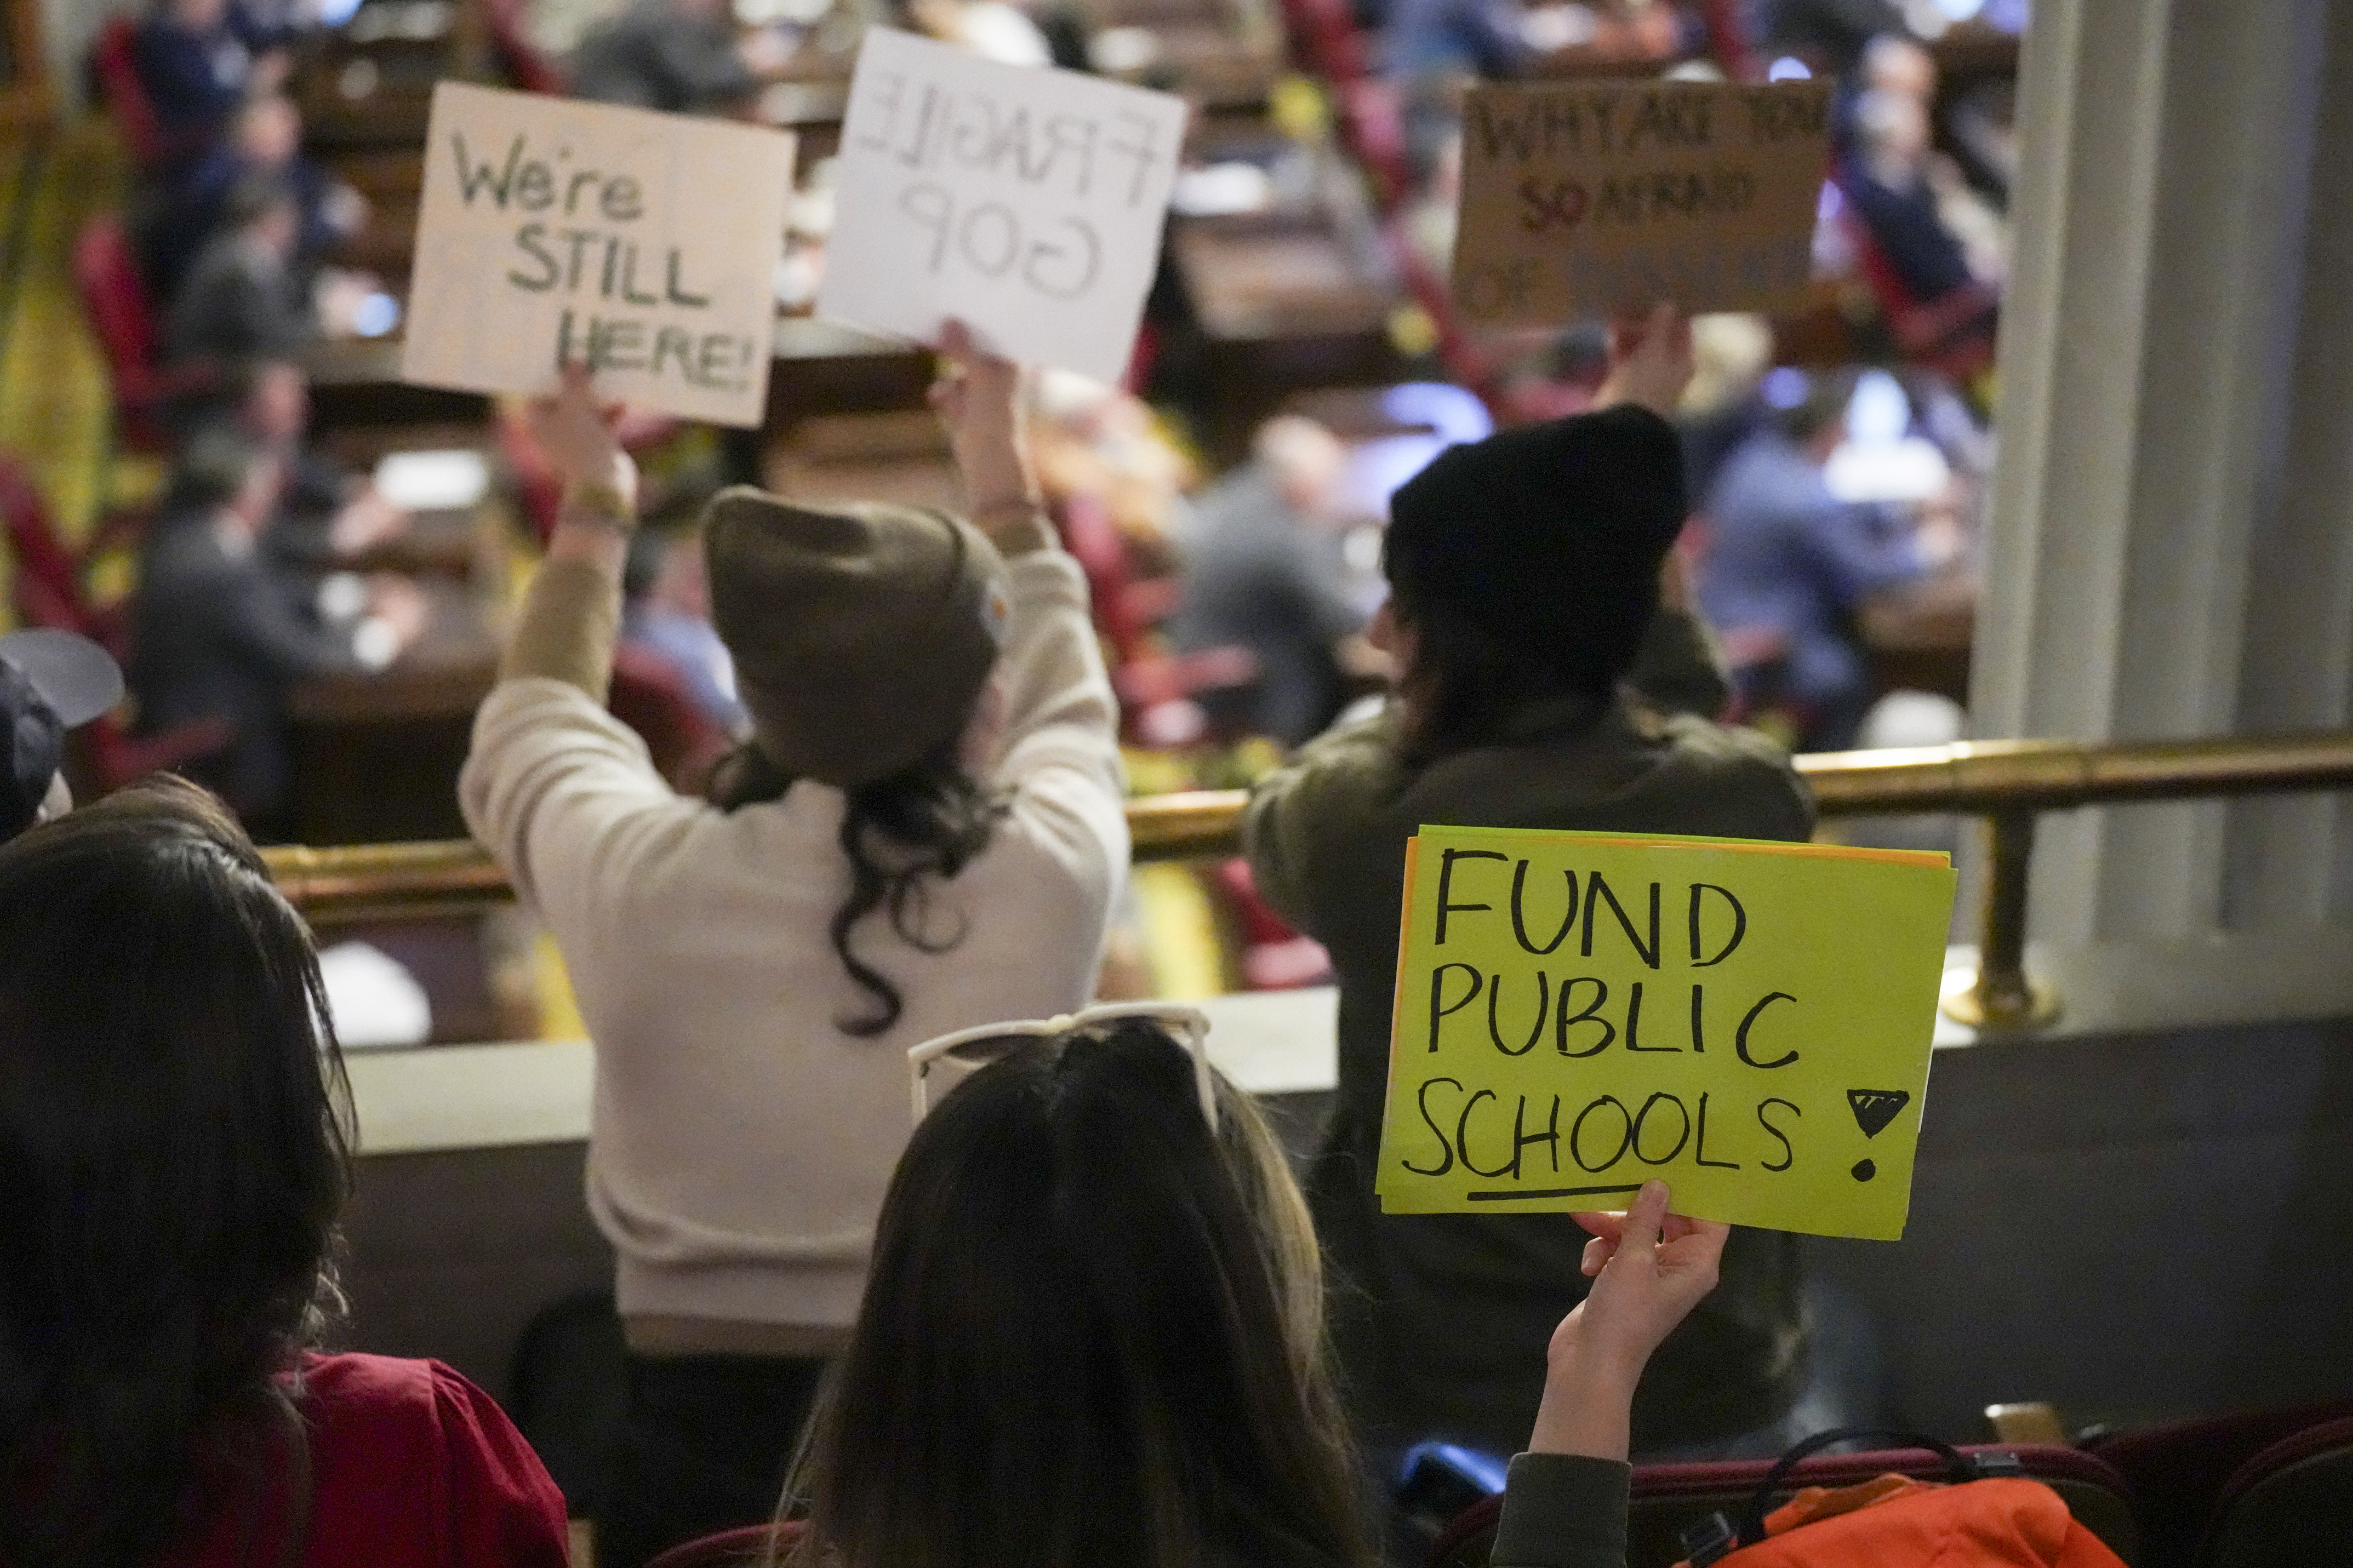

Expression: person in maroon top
xmin=0 ymin=776 xmax=572 ymax=1568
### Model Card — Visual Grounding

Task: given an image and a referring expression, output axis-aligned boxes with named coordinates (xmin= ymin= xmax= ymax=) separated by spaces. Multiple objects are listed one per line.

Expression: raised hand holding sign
xmin=403 ymin=84 xmax=796 ymax=426
xmin=818 ymin=28 xmax=1187 ymax=383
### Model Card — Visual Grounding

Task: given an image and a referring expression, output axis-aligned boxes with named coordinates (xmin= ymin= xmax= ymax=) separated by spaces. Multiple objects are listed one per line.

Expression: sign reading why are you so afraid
xmin=403 ymin=83 xmax=796 ymax=427
xmin=1377 ymin=827 xmax=1955 ymax=1241
xmin=1450 ymin=78 xmax=1834 ymax=327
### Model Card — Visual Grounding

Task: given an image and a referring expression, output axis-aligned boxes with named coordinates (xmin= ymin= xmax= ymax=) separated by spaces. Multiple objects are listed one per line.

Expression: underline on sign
xmin=1465 ymin=1185 xmax=1643 ymax=1201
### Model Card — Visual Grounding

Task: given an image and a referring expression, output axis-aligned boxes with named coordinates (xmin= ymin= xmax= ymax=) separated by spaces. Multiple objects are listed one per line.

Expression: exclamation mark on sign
xmin=1844 ymin=1089 xmax=1912 ymax=1182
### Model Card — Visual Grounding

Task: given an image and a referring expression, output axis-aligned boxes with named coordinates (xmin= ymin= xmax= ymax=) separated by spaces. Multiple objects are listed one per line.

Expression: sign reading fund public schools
xmin=819 ymin=28 xmax=1187 ymax=384
xmin=403 ymin=83 xmax=796 ymax=427
xmin=1450 ymin=78 xmax=1832 ymax=325
xmin=1375 ymin=828 xmax=1954 ymax=1240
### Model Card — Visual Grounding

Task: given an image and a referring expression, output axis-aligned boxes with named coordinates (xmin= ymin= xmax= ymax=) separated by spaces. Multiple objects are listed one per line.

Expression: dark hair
xmin=787 ymin=1018 xmax=1368 ymax=1568
xmin=166 ymin=422 xmax=266 ymax=515
xmin=222 ymin=172 xmax=298 ymax=231
xmin=1383 ymin=571 xmax=1608 ymax=762
xmin=0 ymin=777 xmax=350 ymax=1568
xmin=708 ymin=740 xmax=1007 ymax=1037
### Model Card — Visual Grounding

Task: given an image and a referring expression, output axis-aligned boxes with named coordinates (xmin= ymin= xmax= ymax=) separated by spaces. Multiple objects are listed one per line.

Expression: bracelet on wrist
xmin=562 ymin=476 xmax=637 ymax=530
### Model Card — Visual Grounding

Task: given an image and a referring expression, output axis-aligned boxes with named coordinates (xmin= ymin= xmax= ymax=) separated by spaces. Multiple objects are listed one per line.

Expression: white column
xmin=1970 ymin=0 xmax=2353 ymax=1025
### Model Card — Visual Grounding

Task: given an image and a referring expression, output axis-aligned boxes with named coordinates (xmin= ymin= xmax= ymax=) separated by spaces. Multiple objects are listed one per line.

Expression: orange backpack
xmin=1676 ymin=1430 xmax=2129 ymax=1568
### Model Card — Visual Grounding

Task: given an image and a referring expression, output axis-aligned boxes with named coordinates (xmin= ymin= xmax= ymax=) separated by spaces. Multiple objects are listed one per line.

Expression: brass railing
xmin=261 ymin=731 xmax=2353 ymax=1032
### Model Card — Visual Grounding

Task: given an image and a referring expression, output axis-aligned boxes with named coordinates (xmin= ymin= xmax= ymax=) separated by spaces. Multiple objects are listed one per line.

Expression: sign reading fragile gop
xmin=1376 ymin=827 xmax=1955 ymax=1240
xmin=403 ymin=83 xmax=796 ymax=427
xmin=1450 ymin=78 xmax=1833 ymax=327
xmin=818 ymin=28 xmax=1187 ymax=384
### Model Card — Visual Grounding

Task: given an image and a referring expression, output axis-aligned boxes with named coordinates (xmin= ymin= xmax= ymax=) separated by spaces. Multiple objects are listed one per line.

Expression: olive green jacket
xmin=1245 ymin=611 xmax=1816 ymax=1453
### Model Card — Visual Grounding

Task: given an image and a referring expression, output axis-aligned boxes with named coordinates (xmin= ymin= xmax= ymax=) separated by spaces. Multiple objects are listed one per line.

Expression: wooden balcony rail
xmin=261 ymin=731 xmax=2353 ymax=1033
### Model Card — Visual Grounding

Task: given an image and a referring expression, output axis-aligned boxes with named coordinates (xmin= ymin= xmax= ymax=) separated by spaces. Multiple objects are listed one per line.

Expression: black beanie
xmin=1385 ymin=404 xmax=1687 ymax=695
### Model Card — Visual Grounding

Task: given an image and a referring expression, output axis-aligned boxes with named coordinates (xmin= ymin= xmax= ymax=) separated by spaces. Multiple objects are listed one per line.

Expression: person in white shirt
xmin=459 ymin=327 xmax=1128 ymax=1568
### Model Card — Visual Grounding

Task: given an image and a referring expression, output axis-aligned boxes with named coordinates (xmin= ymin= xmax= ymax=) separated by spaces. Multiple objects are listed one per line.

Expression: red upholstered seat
xmin=2084 ymin=1397 xmax=2353 ymax=1568
xmin=2196 ymin=1415 xmax=2353 ymax=1568
xmin=73 ymin=215 xmax=222 ymax=454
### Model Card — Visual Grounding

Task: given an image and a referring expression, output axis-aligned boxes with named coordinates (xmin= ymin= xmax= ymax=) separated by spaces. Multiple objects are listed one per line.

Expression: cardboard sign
xmin=818 ymin=28 xmax=1187 ymax=383
xmin=1450 ymin=79 xmax=1832 ymax=325
xmin=403 ymin=83 xmax=796 ymax=427
xmin=1375 ymin=827 xmax=1955 ymax=1240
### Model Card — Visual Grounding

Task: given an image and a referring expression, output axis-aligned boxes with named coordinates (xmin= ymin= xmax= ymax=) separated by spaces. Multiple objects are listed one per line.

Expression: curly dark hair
xmin=0 ymin=776 xmax=351 ymax=1568
xmin=708 ymin=740 xmax=1008 ymax=1036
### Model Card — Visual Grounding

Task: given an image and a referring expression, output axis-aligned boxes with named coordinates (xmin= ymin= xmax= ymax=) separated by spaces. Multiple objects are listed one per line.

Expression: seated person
xmin=568 ymin=0 xmax=770 ymax=116
xmin=133 ymin=0 xmax=291 ymax=161
xmin=1243 ymin=307 xmax=1821 ymax=1464
xmin=1697 ymin=371 xmax=1955 ymax=751
xmin=1835 ymin=38 xmax=2005 ymax=311
xmin=459 ymin=327 xmax=1127 ymax=1567
xmin=130 ymin=429 xmax=424 ymax=835
xmin=0 ymin=776 xmax=573 ymax=1566
xmin=1171 ymin=416 xmax=1378 ymax=747
xmin=149 ymin=93 xmax=367 ymax=302
xmin=623 ymin=521 xmax=749 ymax=736
xmin=229 ymin=358 xmax=409 ymax=570
xmin=789 ymin=1009 xmax=1730 ymax=1568
xmin=165 ymin=175 xmax=312 ymax=371
xmin=0 ymin=628 xmax=124 ymax=842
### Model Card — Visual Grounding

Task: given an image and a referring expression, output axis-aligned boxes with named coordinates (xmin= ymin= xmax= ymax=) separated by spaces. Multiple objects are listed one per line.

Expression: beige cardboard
xmin=1449 ymin=78 xmax=1832 ymax=325
xmin=403 ymin=83 xmax=795 ymax=427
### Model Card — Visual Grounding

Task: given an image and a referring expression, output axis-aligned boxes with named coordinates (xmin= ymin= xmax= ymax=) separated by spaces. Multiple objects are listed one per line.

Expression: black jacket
xmin=131 ymin=509 xmax=353 ymax=820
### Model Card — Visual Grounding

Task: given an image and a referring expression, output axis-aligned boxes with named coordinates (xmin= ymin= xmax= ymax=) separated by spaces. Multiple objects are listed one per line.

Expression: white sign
xmin=819 ymin=29 xmax=1187 ymax=384
xmin=403 ymin=83 xmax=796 ymax=427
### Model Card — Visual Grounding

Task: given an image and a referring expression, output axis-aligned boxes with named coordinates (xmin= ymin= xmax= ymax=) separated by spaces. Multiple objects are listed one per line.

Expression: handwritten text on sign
xmin=403 ymin=83 xmax=795 ymax=427
xmin=1450 ymin=79 xmax=1832 ymax=325
xmin=819 ymin=28 xmax=1186 ymax=384
xmin=1375 ymin=828 xmax=1954 ymax=1240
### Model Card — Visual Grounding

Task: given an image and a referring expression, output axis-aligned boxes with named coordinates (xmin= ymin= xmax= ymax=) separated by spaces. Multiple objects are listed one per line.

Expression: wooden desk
xmin=304 ymin=337 xmax=490 ymax=430
xmin=768 ymin=410 xmax=962 ymax=509
xmin=1168 ymin=210 xmax=1406 ymax=461
xmin=289 ymin=574 xmax=500 ymax=844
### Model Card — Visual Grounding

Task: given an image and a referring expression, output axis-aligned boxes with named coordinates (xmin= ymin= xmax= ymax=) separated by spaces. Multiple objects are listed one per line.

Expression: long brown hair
xmin=785 ymin=1018 xmax=1369 ymax=1568
xmin=0 ymin=777 xmax=351 ymax=1568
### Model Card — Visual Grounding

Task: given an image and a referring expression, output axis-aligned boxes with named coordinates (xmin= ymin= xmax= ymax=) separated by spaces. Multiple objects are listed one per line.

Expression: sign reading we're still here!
xmin=403 ymin=83 xmax=796 ymax=427
xmin=1376 ymin=828 xmax=1955 ymax=1241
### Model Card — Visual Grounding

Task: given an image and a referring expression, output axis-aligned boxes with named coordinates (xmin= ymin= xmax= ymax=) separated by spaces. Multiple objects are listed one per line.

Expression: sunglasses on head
xmin=906 ymin=1002 xmax=1219 ymax=1131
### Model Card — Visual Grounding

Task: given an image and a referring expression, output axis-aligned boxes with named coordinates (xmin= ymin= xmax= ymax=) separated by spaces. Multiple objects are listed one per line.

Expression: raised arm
xmin=500 ymin=366 xmax=639 ymax=702
xmin=1490 ymin=1181 xmax=1731 ymax=1568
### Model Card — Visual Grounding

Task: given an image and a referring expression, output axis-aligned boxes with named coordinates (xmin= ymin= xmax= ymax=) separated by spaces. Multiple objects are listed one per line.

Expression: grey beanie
xmin=703 ymin=488 xmax=1012 ymax=789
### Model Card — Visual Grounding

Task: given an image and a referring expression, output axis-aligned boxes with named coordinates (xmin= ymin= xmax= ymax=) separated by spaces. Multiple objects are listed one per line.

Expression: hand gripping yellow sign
xmin=1376 ymin=827 xmax=1956 ymax=1240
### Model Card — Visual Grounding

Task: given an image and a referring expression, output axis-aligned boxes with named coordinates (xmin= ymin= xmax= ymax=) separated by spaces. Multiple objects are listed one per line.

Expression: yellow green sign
xmin=1375 ymin=826 xmax=1956 ymax=1240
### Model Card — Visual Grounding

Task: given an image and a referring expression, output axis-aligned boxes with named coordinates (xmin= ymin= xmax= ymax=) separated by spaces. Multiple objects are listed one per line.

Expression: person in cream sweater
xmin=459 ymin=328 xmax=1127 ymax=1567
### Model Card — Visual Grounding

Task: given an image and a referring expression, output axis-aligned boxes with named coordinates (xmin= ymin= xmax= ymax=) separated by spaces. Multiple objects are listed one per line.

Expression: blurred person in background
xmin=622 ymin=521 xmax=749 ymax=736
xmin=148 ymin=93 xmax=368 ymax=302
xmin=133 ymin=0 xmax=293 ymax=160
xmin=132 ymin=429 xmax=426 ymax=837
xmin=218 ymin=358 xmax=411 ymax=571
xmin=1172 ymin=415 xmax=1383 ymax=748
xmin=165 ymin=175 xmax=312 ymax=369
xmin=1696 ymin=369 xmax=1962 ymax=752
xmin=569 ymin=0 xmax=788 ymax=116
